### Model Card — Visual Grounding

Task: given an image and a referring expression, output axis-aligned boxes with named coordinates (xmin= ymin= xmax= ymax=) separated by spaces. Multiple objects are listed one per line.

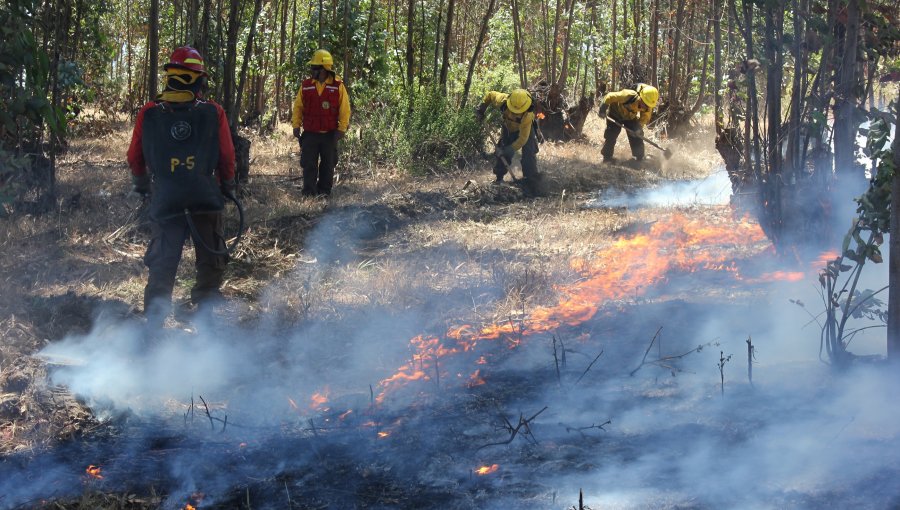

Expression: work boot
xmin=492 ymin=176 xmax=504 ymax=185
xmin=602 ymin=156 xmax=616 ymax=164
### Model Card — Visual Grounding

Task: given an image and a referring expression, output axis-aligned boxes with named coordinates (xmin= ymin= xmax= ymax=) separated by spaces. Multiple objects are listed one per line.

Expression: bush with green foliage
xmin=347 ymin=85 xmax=484 ymax=174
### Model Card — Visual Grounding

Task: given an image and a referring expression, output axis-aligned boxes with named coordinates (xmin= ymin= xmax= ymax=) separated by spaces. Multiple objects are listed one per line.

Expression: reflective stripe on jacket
xmin=300 ymin=78 xmax=341 ymax=132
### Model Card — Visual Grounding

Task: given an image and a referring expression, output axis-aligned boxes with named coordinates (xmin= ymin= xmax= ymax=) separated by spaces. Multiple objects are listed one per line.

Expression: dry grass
xmin=0 ymin=114 xmax=719 ymax=460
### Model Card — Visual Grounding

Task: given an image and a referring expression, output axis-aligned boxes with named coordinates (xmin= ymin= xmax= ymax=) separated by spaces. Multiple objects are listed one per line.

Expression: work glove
xmin=474 ymin=103 xmax=488 ymax=122
xmin=292 ymin=127 xmax=301 ymax=139
xmin=496 ymin=144 xmax=515 ymax=162
xmin=597 ymin=103 xmax=608 ymax=119
xmin=334 ymin=130 xmax=345 ymax=142
xmin=220 ymin=178 xmax=237 ymax=198
xmin=131 ymin=174 xmax=151 ymax=196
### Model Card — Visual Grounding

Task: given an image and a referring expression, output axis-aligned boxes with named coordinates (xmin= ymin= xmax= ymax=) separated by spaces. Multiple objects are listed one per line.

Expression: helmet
xmin=637 ymin=84 xmax=659 ymax=108
xmin=506 ymin=88 xmax=532 ymax=114
xmin=308 ymin=49 xmax=334 ymax=71
xmin=164 ymin=46 xmax=207 ymax=76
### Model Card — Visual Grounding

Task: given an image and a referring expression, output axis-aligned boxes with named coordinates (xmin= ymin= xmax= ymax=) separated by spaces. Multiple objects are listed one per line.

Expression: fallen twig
xmin=199 ymin=395 xmax=215 ymax=430
xmin=574 ymin=350 xmax=604 ymax=386
xmin=477 ymin=406 xmax=548 ymax=450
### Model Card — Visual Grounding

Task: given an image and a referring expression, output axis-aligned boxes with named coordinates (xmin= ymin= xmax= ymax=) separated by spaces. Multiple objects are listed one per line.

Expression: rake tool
xmin=606 ymin=116 xmax=674 ymax=159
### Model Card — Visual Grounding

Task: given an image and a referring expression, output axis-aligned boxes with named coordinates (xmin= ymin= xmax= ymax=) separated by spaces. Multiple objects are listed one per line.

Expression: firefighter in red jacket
xmin=126 ymin=46 xmax=236 ymax=326
xmin=291 ymin=49 xmax=351 ymax=197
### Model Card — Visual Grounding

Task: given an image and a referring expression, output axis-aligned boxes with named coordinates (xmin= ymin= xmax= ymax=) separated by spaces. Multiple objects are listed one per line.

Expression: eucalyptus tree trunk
xmin=551 ymin=0 xmax=563 ymax=83
xmin=785 ymin=0 xmax=804 ymax=183
xmin=439 ymin=0 xmax=455 ymax=90
xmin=713 ymin=0 xmax=722 ymax=129
xmin=433 ymin=0 xmax=444 ymax=81
xmin=833 ymin=0 xmax=861 ymax=184
xmin=148 ymin=0 xmax=159 ymax=101
xmin=541 ymin=0 xmax=551 ymax=79
xmin=763 ymin=0 xmax=784 ymax=241
xmin=649 ymin=0 xmax=658 ymax=86
xmin=222 ymin=0 xmax=239 ymax=123
xmin=461 ymin=0 xmax=497 ymax=108
xmin=556 ymin=0 xmax=577 ymax=89
xmin=511 ymin=0 xmax=526 ymax=87
xmin=667 ymin=0 xmax=686 ymax=107
xmin=889 ymin=94 xmax=900 ymax=362
xmin=611 ymin=0 xmax=617 ymax=89
xmin=406 ymin=0 xmax=415 ymax=87
xmin=362 ymin=0 xmax=378 ymax=81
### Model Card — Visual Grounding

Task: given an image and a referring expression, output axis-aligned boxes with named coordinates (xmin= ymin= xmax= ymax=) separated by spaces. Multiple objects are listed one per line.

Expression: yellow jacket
xmin=603 ymin=89 xmax=653 ymax=126
xmin=291 ymin=74 xmax=351 ymax=132
xmin=482 ymin=91 xmax=534 ymax=151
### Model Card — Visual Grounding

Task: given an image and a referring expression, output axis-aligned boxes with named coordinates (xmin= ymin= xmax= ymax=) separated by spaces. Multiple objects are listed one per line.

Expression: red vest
xmin=302 ymin=78 xmax=341 ymax=132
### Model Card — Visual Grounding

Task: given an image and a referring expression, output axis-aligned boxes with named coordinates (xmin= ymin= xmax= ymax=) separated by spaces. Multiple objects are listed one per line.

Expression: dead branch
xmin=562 ymin=419 xmax=612 ymax=438
xmin=574 ymin=349 xmax=604 ymax=386
xmin=477 ymin=406 xmax=548 ymax=450
xmin=630 ymin=327 xmax=663 ymax=376
xmin=199 ymin=395 xmax=215 ymax=430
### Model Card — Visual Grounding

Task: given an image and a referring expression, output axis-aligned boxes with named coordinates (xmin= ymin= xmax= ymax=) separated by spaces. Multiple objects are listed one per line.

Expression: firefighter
xmin=126 ymin=46 xmax=236 ymax=326
xmin=291 ymin=49 xmax=351 ymax=197
xmin=597 ymin=83 xmax=659 ymax=163
xmin=475 ymin=88 xmax=541 ymax=192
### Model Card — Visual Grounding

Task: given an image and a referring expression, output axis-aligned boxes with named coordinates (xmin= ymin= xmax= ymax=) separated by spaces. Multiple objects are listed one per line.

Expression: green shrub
xmin=347 ymin=85 xmax=485 ymax=174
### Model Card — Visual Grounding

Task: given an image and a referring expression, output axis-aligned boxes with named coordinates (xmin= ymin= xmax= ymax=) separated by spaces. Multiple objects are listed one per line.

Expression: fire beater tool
xmin=605 ymin=116 xmax=674 ymax=160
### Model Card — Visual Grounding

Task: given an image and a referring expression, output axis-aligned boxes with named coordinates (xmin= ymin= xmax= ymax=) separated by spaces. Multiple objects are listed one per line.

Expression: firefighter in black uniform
xmin=126 ymin=46 xmax=236 ymax=326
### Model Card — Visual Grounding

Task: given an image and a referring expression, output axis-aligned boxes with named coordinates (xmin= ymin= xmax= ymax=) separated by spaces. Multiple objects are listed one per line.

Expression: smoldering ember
xmin=2 ymin=1 xmax=900 ymax=509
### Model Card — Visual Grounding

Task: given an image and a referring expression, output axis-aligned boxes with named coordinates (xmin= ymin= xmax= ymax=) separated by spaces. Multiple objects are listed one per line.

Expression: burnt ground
xmin=1 ymin=119 xmax=899 ymax=509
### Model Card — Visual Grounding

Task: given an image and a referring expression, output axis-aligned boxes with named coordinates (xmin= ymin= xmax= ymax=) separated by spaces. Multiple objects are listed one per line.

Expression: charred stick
xmin=746 ymin=336 xmax=754 ymax=386
xmin=308 ymin=418 xmax=319 ymax=438
xmin=630 ymin=327 xmax=663 ymax=376
xmin=369 ymin=384 xmax=374 ymax=407
xmin=718 ymin=351 xmax=732 ymax=397
xmin=199 ymin=395 xmax=215 ymax=430
xmin=574 ymin=350 xmax=604 ymax=386
xmin=221 ymin=415 xmax=228 ymax=433
xmin=552 ymin=336 xmax=562 ymax=387
xmin=478 ymin=406 xmax=548 ymax=450
xmin=434 ymin=356 xmax=441 ymax=390
xmin=563 ymin=419 xmax=612 ymax=434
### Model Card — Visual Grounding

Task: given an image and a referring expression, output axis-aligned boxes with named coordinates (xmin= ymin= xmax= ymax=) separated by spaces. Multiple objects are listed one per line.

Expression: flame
xmin=287 ymin=397 xmax=299 ymax=410
xmin=536 ymin=112 xmax=546 ymax=119
xmin=377 ymin=431 xmax=391 ymax=438
xmin=184 ymin=505 xmax=196 ymax=510
xmin=85 ymin=465 xmax=103 ymax=479
xmin=467 ymin=369 xmax=486 ymax=387
xmin=339 ymin=410 xmax=353 ymax=420
xmin=310 ymin=389 xmax=329 ymax=410
xmin=475 ymin=464 xmax=499 ymax=475
xmin=320 ymin=212 xmax=820 ymax=408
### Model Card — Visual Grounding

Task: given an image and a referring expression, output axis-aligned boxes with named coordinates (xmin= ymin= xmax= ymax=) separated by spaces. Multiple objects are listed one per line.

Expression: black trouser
xmin=143 ymin=212 xmax=227 ymax=318
xmin=300 ymin=131 xmax=338 ymax=196
xmin=494 ymin=127 xmax=540 ymax=181
xmin=601 ymin=117 xmax=645 ymax=160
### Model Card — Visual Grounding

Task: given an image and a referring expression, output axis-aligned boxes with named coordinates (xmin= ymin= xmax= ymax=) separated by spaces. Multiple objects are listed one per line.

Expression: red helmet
xmin=164 ymin=46 xmax=207 ymax=75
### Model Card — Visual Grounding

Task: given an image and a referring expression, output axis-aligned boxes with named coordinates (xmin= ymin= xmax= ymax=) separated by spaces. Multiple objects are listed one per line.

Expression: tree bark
xmin=461 ymin=0 xmax=497 ymax=108
xmin=555 ymin=0 xmax=576 ymax=89
xmin=833 ymin=0 xmax=861 ymax=183
xmin=406 ymin=0 xmax=416 ymax=87
xmin=439 ymin=0 xmax=455 ymax=90
xmin=889 ymin=93 xmax=900 ymax=361
xmin=148 ymin=0 xmax=159 ymax=102
xmin=713 ymin=0 xmax=722 ymax=129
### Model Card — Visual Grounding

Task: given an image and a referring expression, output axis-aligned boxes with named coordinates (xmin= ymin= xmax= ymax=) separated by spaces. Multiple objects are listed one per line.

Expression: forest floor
xmin=1 ymin=115 xmax=898 ymax=509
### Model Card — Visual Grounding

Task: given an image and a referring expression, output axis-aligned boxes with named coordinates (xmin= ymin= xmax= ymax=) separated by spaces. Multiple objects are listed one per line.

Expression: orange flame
xmin=325 ymin=212 xmax=818 ymax=408
xmin=377 ymin=431 xmax=391 ymax=438
xmin=467 ymin=369 xmax=486 ymax=387
xmin=310 ymin=390 xmax=329 ymax=410
xmin=85 ymin=465 xmax=103 ymax=479
xmin=475 ymin=464 xmax=499 ymax=475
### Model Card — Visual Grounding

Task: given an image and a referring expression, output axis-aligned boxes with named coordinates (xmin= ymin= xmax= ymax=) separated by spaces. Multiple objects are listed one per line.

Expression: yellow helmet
xmin=506 ymin=88 xmax=532 ymax=114
xmin=308 ymin=49 xmax=334 ymax=71
xmin=637 ymin=84 xmax=659 ymax=108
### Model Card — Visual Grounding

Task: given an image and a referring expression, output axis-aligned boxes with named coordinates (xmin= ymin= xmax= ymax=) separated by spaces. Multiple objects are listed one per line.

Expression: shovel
xmin=606 ymin=116 xmax=674 ymax=159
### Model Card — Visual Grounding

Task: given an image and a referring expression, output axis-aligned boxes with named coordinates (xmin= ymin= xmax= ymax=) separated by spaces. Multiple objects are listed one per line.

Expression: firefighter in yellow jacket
xmin=291 ymin=49 xmax=351 ymax=197
xmin=475 ymin=89 xmax=541 ymax=190
xmin=597 ymin=84 xmax=659 ymax=163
